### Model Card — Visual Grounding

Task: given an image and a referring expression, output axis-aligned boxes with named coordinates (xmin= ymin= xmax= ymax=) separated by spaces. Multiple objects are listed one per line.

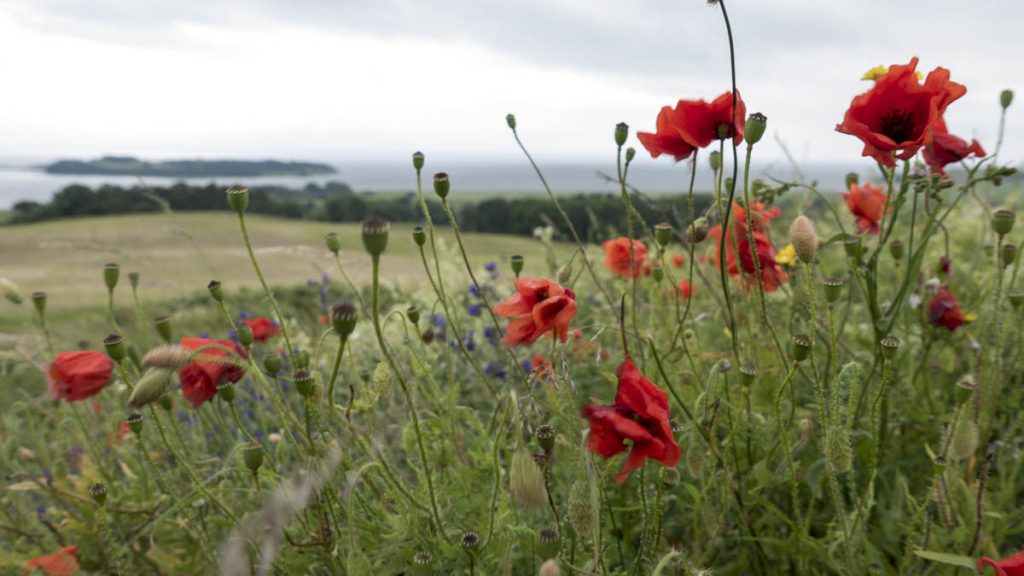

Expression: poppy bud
xmin=242 ymin=443 xmax=264 ymax=473
xmin=845 ymin=172 xmax=859 ymax=188
xmin=709 ymin=151 xmax=722 ymax=171
xmin=788 ymin=216 xmax=818 ymax=263
xmin=208 ymin=280 xmax=224 ymax=302
xmin=510 ymin=254 xmax=525 ymax=277
xmin=567 ymin=480 xmax=594 ymax=539
xmin=432 ymin=172 xmax=450 ymax=199
xmin=237 ymin=325 xmax=254 ymax=348
xmin=1000 ymin=243 xmax=1018 ymax=268
xmin=654 ymin=222 xmax=673 ymax=247
xmin=719 ymin=359 xmax=732 ymax=373
xmin=104 ymin=334 xmax=126 ymax=362
xmin=226 ymin=186 xmax=249 ymax=214
xmin=651 ymin=264 xmax=663 ymax=283
xmin=293 ymin=349 xmax=310 ymax=370
xmin=126 ymin=412 xmax=143 ymax=434
xmin=0 ymin=278 xmax=22 ymax=305
xmin=791 ymin=334 xmax=812 ymax=362
xmin=823 ymin=277 xmax=845 ymax=304
xmin=142 ymin=345 xmax=190 ymax=371
xmin=159 ymin=396 xmax=173 ymax=411
xmin=614 ymin=122 xmax=629 ymax=147
xmin=372 ymin=362 xmax=393 ymax=398
xmin=888 ymin=239 xmax=904 ymax=261
xmin=153 ymin=315 xmax=172 ymax=343
xmin=89 ymin=483 xmax=107 ymax=506
xmin=412 ymin=226 xmax=426 ymax=247
xmin=510 ymin=449 xmax=547 ymax=509
xmin=688 ymin=217 xmax=709 ymax=244
xmin=325 ymin=232 xmax=341 ymax=255
xmin=1001 ymin=89 xmax=1014 ymax=109
xmin=293 ymin=370 xmax=314 ymax=397
xmin=361 ymin=216 xmax=390 ymax=257
xmin=955 ymin=374 xmax=976 ymax=404
xmin=421 ymin=328 xmax=435 ymax=344
xmin=992 ymin=208 xmax=1016 ymax=236
xmin=506 ymin=113 xmax=517 ymax=130
xmin=536 ymin=424 xmax=555 ymax=453
xmin=460 ymin=531 xmax=480 ymax=554
xmin=540 ymin=559 xmax=561 ymax=576
xmin=412 ymin=151 xmax=425 ymax=171
xmin=216 ymin=380 xmax=236 ymax=402
xmin=1009 ymin=291 xmax=1024 ymax=309
xmin=950 ymin=419 xmax=978 ymax=461
xmin=880 ymin=336 xmax=900 ymax=360
xmin=263 ymin=353 xmax=282 ymax=376
xmin=557 ymin=264 xmax=572 ymax=284
xmin=331 ymin=302 xmax=358 ymax=339
xmin=536 ymin=526 xmax=560 ymax=559
xmin=745 ymin=112 xmax=767 ymax=145
xmin=128 ymin=272 xmax=140 ymax=289
xmin=843 ymin=236 xmax=862 ymax=260
xmin=625 ymin=147 xmax=636 ymax=163
xmin=32 ymin=291 xmax=47 ymax=313
xmin=128 ymin=369 xmax=173 ymax=408
xmin=404 ymin=306 xmax=420 ymax=325
xmin=716 ymin=123 xmax=732 ymax=140
xmin=739 ymin=365 xmax=757 ymax=387
xmin=103 ymin=263 xmax=120 ymax=291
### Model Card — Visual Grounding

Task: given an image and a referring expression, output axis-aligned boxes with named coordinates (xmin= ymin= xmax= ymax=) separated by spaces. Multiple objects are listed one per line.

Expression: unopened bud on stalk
xmin=89 ymin=483 xmax=107 ymax=506
xmin=950 ymin=418 xmax=978 ymax=461
xmin=412 ymin=151 xmax=425 ymax=171
xmin=126 ymin=412 xmax=143 ymax=434
xmin=510 ymin=254 xmax=525 ymax=277
xmin=661 ymin=467 xmax=681 ymax=487
xmin=331 ymin=302 xmax=358 ymax=339
xmin=557 ymin=264 xmax=572 ymax=284
xmin=216 ymin=380 xmax=236 ymax=403
xmin=237 ymin=325 xmax=254 ymax=348
xmin=361 ymin=216 xmax=390 ymax=257
xmin=406 ymin=306 xmax=420 ymax=324
xmin=128 ymin=272 xmax=140 ymax=289
xmin=128 ymin=369 xmax=173 ymax=408
xmin=0 ymin=278 xmax=22 ymax=305
xmin=880 ymin=336 xmax=901 ymax=360
xmin=745 ymin=112 xmax=767 ymax=145
xmin=654 ymin=222 xmax=673 ymax=247
xmin=789 ymin=216 xmax=818 ymax=263
xmin=992 ymin=208 xmax=1016 ymax=236
xmin=536 ymin=424 xmax=556 ymax=453
xmin=104 ymin=334 xmax=126 ymax=362
xmin=614 ymin=122 xmax=629 ymax=147
xmin=889 ymin=239 xmax=904 ymax=261
xmin=625 ymin=147 xmax=636 ymax=163
xmin=226 ymin=186 xmax=249 ymax=214
xmin=709 ymin=151 xmax=722 ymax=171
xmin=293 ymin=370 xmax=315 ymax=397
xmin=688 ymin=217 xmax=709 ymax=244
xmin=432 ymin=172 xmax=450 ymax=199
xmin=412 ymin=226 xmax=426 ymax=247
xmin=651 ymin=264 xmax=663 ymax=282
xmin=536 ymin=526 xmax=560 ymax=559
xmin=510 ymin=449 xmax=547 ymax=509
xmin=263 ymin=353 xmax=282 ymax=376
xmin=1001 ymin=243 xmax=1018 ymax=268
xmin=506 ymin=113 xmax=517 ymax=130
xmin=791 ymin=334 xmax=812 ymax=362
xmin=1001 ymin=89 xmax=1014 ymax=109
xmin=421 ymin=329 xmax=435 ymax=344
xmin=823 ymin=277 xmax=845 ymax=304
xmin=242 ymin=443 xmax=264 ymax=473
xmin=539 ymin=559 xmax=561 ymax=576
xmin=845 ymin=172 xmax=859 ymax=188
xmin=103 ymin=263 xmax=120 ymax=291
xmin=325 ymin=232 xmax=341 ymax=255
xmin=208 ymin=280 xmax=224 ymax=302
xmin=153 ymin=315 xmax=172 ymax=343
xmin=567 ymin=480 xmax=594 ymax=539
xmin=142 ymin=345 xmax=190 ymax=371
xmin=32 ymin=291 xmax=46 ymax=313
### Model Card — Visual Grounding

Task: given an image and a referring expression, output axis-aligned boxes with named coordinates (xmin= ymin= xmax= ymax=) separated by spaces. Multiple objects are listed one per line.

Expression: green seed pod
xmin=880 ymin=336 xmax=901 ymax=360
xmin=128 ymin=369 xmax=173 ymax=408
xmin=263 ymin=353 xmax=282 ymax=376
xmin=153 ymin=315 xmax=172 ymax=343
xmin=412 ymin=226 xmax=426 ymax=247
xmin=889 ymin=239 xmax=904 ymax=261
xmin=217 ymin=380 xmax=236 ymax=403
xmin=207 ymin=280 xmax=224 ymax=302
xmin=845 ymin=172 xmax=859 ymax=188
xmin=293 ymin=370 xmax=314 ymax=397
xmin=510 ymin=254 xmax=524 ymax=276
xmin=567 ymin=480 xmax=594 ymax=540
xmin=1001 ymin=89 xmax=1014 ymax=109
xmin=361 ymin=216 xmax=390 ymax=257
xmin=708 ymin=151 xmax=722 ymax=172
xmin=89 ymin=482 xmax=107 ymax=506
xmin=536 ymin=526 xmax=560 ymax=560
xmin=242 ymin=443 xmax=264 ymax=473
xmin=654 ymin=222 xmax=673 ymax=248
xmin=557 ymin=264 xmax=572 ymax=284
xmin=128 ymin=271 xmax=140 ymax=289
xmin=932 ymin=456 xmax=947 ymax=475
xmin=411 ymin=550 xmax=433 ymax=576
xmin=823 ymin=277 xmax=845 ymax=304
xmin=651 ymin=264 xmax=663 ymax=283
xmin=32 ymin=291 xmax=47 ymax=313
xmin=103 ymin=263 xmax=120 ymax=291
xmin=789 ymin=215 xmax=818 ymax=263
xmin=412 ymin=151 xmax=425 ymax=171
xmin=506 ymin=113 xmax=517 ymax=130
xmin=325 ymin=232 xmax=341 ymax=255
xmin=510 ymin=449 xmax=547 ymax=509
xmin=237 ymin=325 xmax=254 ymax=348
xmin=614 ymin=122 xmax=629 ymax=147
xmin=955 ymin=374 xmax=977 ymax=404
xmin=791 ymin=334 xmax=812 ymax=363
xmin=126 ymin=412 xmax=143 ymax=434
xmin=226 ymin=186 xmax=249 ymax=214
xmin=406 ymin=306 xmax=420 ymax=324
xmin=1008 ymin=291 xmax=1024 ymax=309
xmin=1000 ymin=243 xmax=1018 ymax=268
xmin=460 ymin=532 xmax=480 ymax=553
xmin=432 ymin=172 xmax=450 ymax=199
xmin=625 ymin=147 xmax=636 ymax=163
xmin=536 ymin=424 xmax=555 ymax=453
xmin=843 ymin=236 xmax=862 ymax=260
xmin=950 ymin=419 xmax=978 ymax=461
xmin=992 ymin=208 xmax=1016 ymax=236
xmin=745 ymin=112 xmax=767 ymax=145
xmin=739 ymin=365 xmax=757 ymax=387
xmin=158 ymin=395 xmax=173 ymax=411
xmin=331 ymin=302 xmax=358 ymax=340
xmin=103 ymin=334 xmax=126 ymax=363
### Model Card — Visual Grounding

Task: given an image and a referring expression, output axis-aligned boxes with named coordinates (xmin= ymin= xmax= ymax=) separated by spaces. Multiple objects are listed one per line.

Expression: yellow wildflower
xmin=776 ymin=244 xmax=798 ymax=267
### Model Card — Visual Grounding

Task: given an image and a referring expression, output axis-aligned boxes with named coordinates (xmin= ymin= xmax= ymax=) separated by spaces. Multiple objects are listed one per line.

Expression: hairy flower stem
xmin=326 ymin=337 xmax=347 ymax=412
xmin=631 ymin=463 xmax=650 ymax=575
xmin=35 ymin=308 xmax=54 ymax=357
xmin=773 ymin=364 xmax=803 ymax=531
xmin=616 ymin=144 xmax=641 ymax=344
xmin=369 ymin=254 xmax=446 ymax=540
xmin=332 ymin=253 xmax=368 ymax=316
xmin=107 ymin=288 xmax=121 ymax=334
xmin=97 ymin=505 xmax=126 ymax=575
xmin=235 ymin=212 xmax=295 ymax=365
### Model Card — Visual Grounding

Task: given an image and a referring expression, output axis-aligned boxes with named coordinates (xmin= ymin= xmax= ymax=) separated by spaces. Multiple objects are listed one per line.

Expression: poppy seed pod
xmin=432 ymin=172 xmax=450 ymax=199
xmin=103 ymin=263 xmax=120 ymax=291
xmin=226 ymin=186 xmax=249 ymax=214
xmin=1009 ymin=291 xmax=1024 ymax=309
xmin=880 ymin=336 xmax=901 ymax=360
xmin=614 ymin=122 xmax=629 ymax=147
xmin=128 ymin=369 xmax=173 ymax=408
xmin=536 ymin=526 xmax=560 ymax=560
xmin=506 ymin=113 xmax=517 ymax=130
xmin=216 ymin=380 xmax=236 ymax=403
xmin=992 ymin=208 xmax=1016 ymax=236
xmin=241 ymin=443 xmax=263 ymax=473
xmin=412 ymin=225 xmax=426 ymax=247
xmin=331 ymin=302 xmax=358 ymax=339
xmin=791 ymin=334 xmax=812 ymax=362
xmin=263 ymin=353 xmax=282 ymax=376
xmin=103 ymin=334 xmax=126 ymax=363
xmin=745 ymin=112 xmax=767 ymax=145
xmin=126 ymin=412 xmax=143 ymax=434
xmin=739 ymin=365 xmax=757 ymax=387
xmin=460 ymin=532 xmax=480 ymax=553
xmin=128 ymin=272 xmax=140 ymax=289
xmin=510 ymin=449 xmax=548 ymax=509
xmin=293 ymin=370 xmax=314 ymax=397
xmin=843 ymin=236 xmax=862 ymax=260
xmin=536 ymin=424 xmax=556 ymax=453
xmin=510 ymin=254 xmax=524 ymax=277
xmin=625 ymin=147 xmax=636 ymax=163
xmin=412 ymin=151 xmax=425 ymax=171
xmin=1001 ymin=89 xmax=1014 ymax=109
xmin=361 ymin=216 xmax=390 ymax=257
xmin=823 ymin=277 xmax=845 ymax=304
xmin=325 ymin=232 xmax=341 ymax=255
xmin=889 ymin=239 xmax=904 ymax=261
xmin=412 ymin=550 xmax=433 ymax=575
xmin=1001 ymin=243 xmax=1018 ymax=268
xmin=709 ymin=150 xmax=722 ymax=171
xmin=89 ymin=483 xmax=107 ymax=506
xmin=32 ymin=291 xmax=47 ymax=313
xmin=236 ymin=325 xmax=254 ymax=348
xmin=153 ymin=315 xmax=172 ymax=343
xmin=654 ymin=222 xmax=673 ymax=247
xmin=406 ymin=306 xmax=420 ymax=324
xmin=208 ymin=280 xmax=224 ymax=302
xmin=539 ymin=559 xmax=561 ymax=576
xmin=789 ymin=216 xmax=819 ymax=263
xmin=651 ymin=264 xmax=663 ymax=283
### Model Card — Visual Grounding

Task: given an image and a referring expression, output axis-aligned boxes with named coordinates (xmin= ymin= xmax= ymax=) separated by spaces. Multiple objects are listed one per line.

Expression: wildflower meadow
xmin=2 ymin=2 xmax=1024 ymax=575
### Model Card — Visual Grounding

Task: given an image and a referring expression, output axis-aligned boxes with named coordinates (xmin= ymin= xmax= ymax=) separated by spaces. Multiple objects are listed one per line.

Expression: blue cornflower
xmin=468 ymin=304 xmax=481 ymax=317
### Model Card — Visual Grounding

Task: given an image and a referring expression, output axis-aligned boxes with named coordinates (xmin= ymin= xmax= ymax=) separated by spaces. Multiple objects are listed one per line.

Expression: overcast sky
xmin=0 ymin=0 xmax=1020 ymax=166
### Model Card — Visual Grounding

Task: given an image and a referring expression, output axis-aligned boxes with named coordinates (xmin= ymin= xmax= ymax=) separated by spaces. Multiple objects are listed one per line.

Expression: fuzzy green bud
xmin=661 ymin=467 xmax=681 ymax=487
xmin=126 ymin=412 xmax=143 ymax=434
xmin=1001 ymin=89 xmax=1014 ymax=109
xmin=207 ymin=280 xmax=224 ymax=302
xmin=557 ymin=264 xmax=572 ymax=284
xmin=950 ymin=419 xmax=978 ymax=461
xmin=263 ymin=353 xmax=282 ymax=376
xmin=506 ymin=113 xmax=517 ymax=130
xmin=104 ymin=334 xmax=126 ymax=362
xmin=745 ymin=112 xmax=767 ymax=145
xmin=791 ymin=334 xmax=812 ymax=362
xmin=31 ymin=291 xmax=47 ymax=313
xmin=226 ymin=185 xmax=249 ymax=214
xmin=789 ymin=215 xmax=818 ymax=263
xmin=372 ymin=362 xmax=393 ymax=398
xmin=89 ymin=483 xmax=107 ymax=506
xmin=236 ymin=324 xmax=253 ymax=348
xmin=536 ymin=424 xmax=556 ymax=453
xmin=889 ymin=239 xmax=904 ymax=261
xmin=510 ymin=254 xmax=524 ymax=277
xmin=567 ymin=480 xmax=594 ymax=540
xmin=331 ymin=302 xmax=358 ymax=339
xmin=242 ymin=443 xmax=264 ymax=472
xmin=406 ymin=306 xmax=420 ymax=324
xmin=432 ymin=172 xmax=450 ymax=199
xmin=992 ymin=208 xmax=1016 ymax=236
xmin=654 ymin=222 xmax=673 ymax=248
xmin=325 ymin=232 xmax=341 ymax=255
xmin=625 ymin=147 xmax=636 ymax=163
xmin=614 ymin=122 xmax=629 ymax=147
xmin=412 ymin=225 xmax=426 ymax=246
xmin=293 ymin=370 xmax=314 ymax=397
xmin=510 ymin=449 xmax=547 ymax=509
xmin=537 ymin=526 xmax=560 ymax=560
xmin=128 ymin=369 xmax=173 ymax=408
xmin=708 ymin=150 xmax=722 ymax=172
xmin=153 ymin=315 xmax=172 ymax=343
xmin=360 ymin=216 xmax=390 ymax=257
xmin=141 ymin=345 xmax=189 ymax=371
xmin=823 ymin=277 xmax=845 ymax=304
xmin=0 ymin=278 xmax=22 ymax=305
xmin=103 ymin=263 xmax=120 ymax=291
xmin=412 ymin=151 xmax=425 ymax=171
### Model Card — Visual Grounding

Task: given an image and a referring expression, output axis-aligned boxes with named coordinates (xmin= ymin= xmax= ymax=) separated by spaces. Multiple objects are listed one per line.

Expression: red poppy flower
xmin=837 ymin=57 xmax=967 ymax=167
xmin=178 ymin=337 xmax=248 ymax=407
xmin=979 ymin=550 xmax=1024 ymax=575
xmin=24 ymin=546 xmax=79 ymax=576
xmin=678 ymin=280 xmax=695 ymax=300
xmin=48 ymin=351 xmax=114 ymax=403
xmin=637 ymin=106 xmax=697 ymax=162
xmin=582 ymin=357 xmax=680 ymax=483
xmin=671 ymin=254 xmax=685 ymax=268
xmin=673 ymin=91 xmax=747 ymax=148
xmin=494 ymin=279 xmax=577 ymax=346
xmin=842 ymin=182 xmax=888 ymax=235
xmin=244 ymin=317 xmax=281 ymax=343
xmin=602 ymin=237 xmax=649 ymax=279
xmin=923 ymin=118 xmax=985 ymax=175
xmin=927 ymin=285 xmax=964 ymax=331
xmin=708 ymin=202 xmax=788 ymax=291
xmin=938 ymin=256 xmax=953 ymax=277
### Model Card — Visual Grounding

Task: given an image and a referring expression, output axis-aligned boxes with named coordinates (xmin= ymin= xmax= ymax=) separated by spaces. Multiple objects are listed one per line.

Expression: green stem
xmin=236 ymin=212 xmax=295 ymax=365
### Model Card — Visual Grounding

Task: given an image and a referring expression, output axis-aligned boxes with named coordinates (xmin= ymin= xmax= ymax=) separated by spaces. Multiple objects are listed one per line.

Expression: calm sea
xmin=0 ymin=158 xmax=864 ymax=209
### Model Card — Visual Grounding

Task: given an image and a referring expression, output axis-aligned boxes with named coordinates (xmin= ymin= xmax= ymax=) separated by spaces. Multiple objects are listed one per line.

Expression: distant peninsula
xmin=43 ymin=156 xmax=336 ymax=177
